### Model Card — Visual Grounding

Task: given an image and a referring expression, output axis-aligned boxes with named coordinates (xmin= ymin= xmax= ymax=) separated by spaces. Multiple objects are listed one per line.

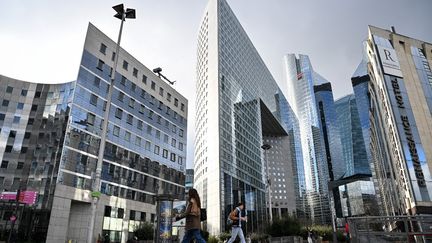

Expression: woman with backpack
xmin=175 ymin=188 xmax=206 ymax=243
xmin=227 ymin=202 xmax=247 ymax=243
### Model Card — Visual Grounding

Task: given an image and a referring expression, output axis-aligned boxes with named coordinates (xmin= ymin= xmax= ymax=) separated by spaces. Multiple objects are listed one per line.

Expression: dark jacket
xmin=177 ymin=198 xmax=201 ymax=231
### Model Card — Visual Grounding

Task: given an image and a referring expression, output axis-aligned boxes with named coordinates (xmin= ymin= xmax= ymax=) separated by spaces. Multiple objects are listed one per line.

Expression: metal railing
xmin=348 ymin=215 xmax=432 ymax=243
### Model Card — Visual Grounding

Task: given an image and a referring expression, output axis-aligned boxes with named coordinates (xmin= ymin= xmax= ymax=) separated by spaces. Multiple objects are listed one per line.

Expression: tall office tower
xmin=0 ymin=75 xmax=74 ymax=241
xmin=44 ymin=23 xmax=188 ymax=243
xmin=284 ymin=54 xmax=332 ymax=225
xmin=185 ymin=169 xmax=194 ymax=193
xmin=367 ymin=25 xmax=432 ymax=217
xmin=334 ymin=94 xmax=377 ymax=217
xmin=194 ymin=0 xmax=295 ymax=234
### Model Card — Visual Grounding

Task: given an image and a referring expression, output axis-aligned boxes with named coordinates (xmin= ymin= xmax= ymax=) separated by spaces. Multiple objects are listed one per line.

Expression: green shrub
xmin=219 ymin=232 xmax=231 ymax=241
xmin=265 ymin=216 xmax=301 ymax=237
xmin=134 ymin=222 xmax=154 ymax=240
xmin=208 ymin=235 xmax=219 ymax=243
xmin=250 ymin=232 xmax=270 ymax=243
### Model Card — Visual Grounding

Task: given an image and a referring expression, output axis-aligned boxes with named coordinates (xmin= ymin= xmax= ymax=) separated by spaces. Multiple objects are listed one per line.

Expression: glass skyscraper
xmin=367 ymin=25 xmax=432 ymax=217
xmin=284 ymin=54 xmax=332 ymax=225
xmin=0 ymin=75 xmax=74 ymax=241
xmin=194 ymin=0 xmax=296 ymax=234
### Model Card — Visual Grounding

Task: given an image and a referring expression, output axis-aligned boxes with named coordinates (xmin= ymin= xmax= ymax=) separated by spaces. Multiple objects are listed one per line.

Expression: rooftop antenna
xmin=153 ymin=67 xmax=176 ymax=85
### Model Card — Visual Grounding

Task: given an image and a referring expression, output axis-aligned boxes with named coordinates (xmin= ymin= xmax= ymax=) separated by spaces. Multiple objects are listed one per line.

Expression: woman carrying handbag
xmin=175 ymin=188 xmax=206 ymax=243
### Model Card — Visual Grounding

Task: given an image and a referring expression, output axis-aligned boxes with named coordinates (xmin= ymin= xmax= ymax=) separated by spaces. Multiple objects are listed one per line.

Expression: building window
xmin=140 ymin=89 xmax=146 ymax=99
xmin=133 ymin=68 xmax=138 ymax=78
xmin=21 ymin=89 xmax=28 ymax=96
xmin=111 ymin=52 xmax=116 ymax=62
xmin=179 ymin=129 xmax=184 ymax=137
xmin=104 ymin=206 xmax=111 ymax=217
xmin=115 ymin=108 xmax=123 ymax=119
xmin=118 ymin=208 xmax=124 ymax=218
xmin=129 ymin=210 xmax=136 ymax=220
xmin=6 ymin=86 xmax=13 ymax=93
xmin=164 ymin=134 xmax=169 ymax=143
xmin=21 ymin=147 xmax=27 ymax=154
xmin=157 ymin=116 xmax=162 ymax=124
xmin=181 ymin=103 xmax=185 ymax=111
xmin=172 ymin=125 xmax=177 ymax=133
xmin=173 ymin=112 xmax=178 ymax=120
xmin=148 ymin=110 xmax=154 ymax=119
xmin=135 ymin=137 xmax=141 ymax=146
xmin=167 ymin=93 xmax=172 ymax=102
xmin=31 ymin=105 xmax=38 ymax=111
xmin=146 ymin=125 xmax=152 ymax=135
xmin=90 ymin=94 xmax=98 ymax=106
xmin=2 ymin=100 xmax=9 ymax=107
xmin=174 ymin=98 xmax=178 ymax=107
xmin=1 ymin=161 xmax=8 ymax=169
xmin=170 ymin=153 xmax=176 ymax=162
xmin=166 ymin=107 xmax=171 ymax=115
xmin=171 ymin=138 xmax=176 ymax=148
xmin=17 ymin=162 xmax=24 ymax=170
xmin=139 ymin=105 xmax=145 ymax=114
xmin=155 ymin=130 xmax=161 ymax=139
xmin=93 ymin=77 xmax=101 ymax=87
xmin=158 ymin=101 xmax=163 ymax=110
xmin=5 ymin=146 xmax=12 ymax=153
xmin=154 ymin=145 xmax=160 ymax=155
xmin=100 ymin=43 xmax=107 ymax=54
xmin=151 ymin=81 xmax=156 ymax=90
xmin=17 ymin=103 xmax=24 ymax=109
xmin=97 ymin=59 xmax=104 ymax=71
xmin=131 ymin=83 xmax=136 ymax=92
xmin=0 ymin=113 xmax=4 ymax=121
xmin=162 ymin=149 xmax=168 ymax=158
xmin=129 ymin=98 xmax=135 ymax=108
xmin=120 ymin=76 xmax=127 ymax=86
xmin=28 ymin=118 xmax=34 ymax=125
xmin=118 ymin=92 xmax=124 ymax=102
xmin=9 ymin=131 xmax=16 ymax=138
xmin=179 ymin=142 xmax=184 ymax=151
xmin=13 ymin=116 xmax=20 ymax=124
xmin=142 ymin=75 xmax=147 ymax=84
xmin=35 ymin=91 xmax=41 ymax=98
xmin=159 ymin=87 xmax=164 ymax=96
xmin=140 ymin=212 xmax=146 ymax=221
xmin=87 ymin=113 xmax=96 ymax=125
xmin=145 ymin=141 xmax=151 ymax=151
xmin=127 ymin=114 xmax=133 ymax=125
xmin=137 ymin=120 xmax=143 ymax=130
xmin=24 ymin=132 xmax=31 ymax=139
xmin=123 ymin=60 xmax=128 ymax=70
xmin=178 ymin=156 xmax=183 ymax=165
xmin=125 ymin=131 xmax=131 ymax=142
xmin=113 ymin=126 xmax=120 ymax=137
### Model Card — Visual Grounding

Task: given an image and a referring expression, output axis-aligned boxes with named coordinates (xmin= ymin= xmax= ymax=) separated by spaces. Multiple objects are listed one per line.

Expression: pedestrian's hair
xmin=237 ymin=202 xmax=244 ymax=207
xmin=188 ymin=188 xmax=201 ymax=208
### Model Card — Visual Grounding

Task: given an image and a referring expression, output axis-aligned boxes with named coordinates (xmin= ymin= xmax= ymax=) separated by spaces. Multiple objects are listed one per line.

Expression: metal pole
xmin=87 ymin=12 xmax=125 ymax=243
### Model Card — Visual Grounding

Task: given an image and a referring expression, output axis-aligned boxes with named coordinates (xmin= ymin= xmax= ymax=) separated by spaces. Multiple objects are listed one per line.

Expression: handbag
xmin=200 ymin=208 xmax=207 ymax=221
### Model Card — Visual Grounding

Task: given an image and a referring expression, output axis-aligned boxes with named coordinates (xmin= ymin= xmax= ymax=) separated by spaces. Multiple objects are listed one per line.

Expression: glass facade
xmin=0 ymin=75 xmax=74 ymax=241
xmin=335 ymin=95 xmax=370 ymax=177
xmin=367 ymin=26 xmax=432 ymax=217
xmin=194 ymin=0 xmax=295 ymax=234
xmin=284 ymin=54 xmax=331 ymax=225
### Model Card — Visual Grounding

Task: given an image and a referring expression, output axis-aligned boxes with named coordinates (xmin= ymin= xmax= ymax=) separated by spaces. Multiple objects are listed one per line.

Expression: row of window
xmin=0 ymin=161 xmax=24 ymax=169
xmin=98 ymin=42 xmax=185 ymax=112
xmin=103 ymin=205 xmax=155 ymax=222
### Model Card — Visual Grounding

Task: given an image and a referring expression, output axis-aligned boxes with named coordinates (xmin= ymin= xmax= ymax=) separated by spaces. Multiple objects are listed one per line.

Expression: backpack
xmin=226 ymin=208 xmax=238 ymax=226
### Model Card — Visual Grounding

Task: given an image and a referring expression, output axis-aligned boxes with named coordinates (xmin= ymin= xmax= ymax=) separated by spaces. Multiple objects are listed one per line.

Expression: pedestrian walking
xmin=175 ymin=188 xmax=206 ymax=243
xmin=227 ymin=202 xmax=247 ymax=243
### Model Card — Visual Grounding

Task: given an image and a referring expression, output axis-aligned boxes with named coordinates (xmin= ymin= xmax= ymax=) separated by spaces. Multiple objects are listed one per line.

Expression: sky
xmin=1 ymin=0 xmax=431 ymax=169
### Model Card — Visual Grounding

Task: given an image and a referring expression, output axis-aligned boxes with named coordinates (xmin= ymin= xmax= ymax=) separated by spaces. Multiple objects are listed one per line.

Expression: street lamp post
xmin=87 ymin=4 xmax=135 ymax=243
xmin=261 ymin=144 xmax=272 ymax=224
